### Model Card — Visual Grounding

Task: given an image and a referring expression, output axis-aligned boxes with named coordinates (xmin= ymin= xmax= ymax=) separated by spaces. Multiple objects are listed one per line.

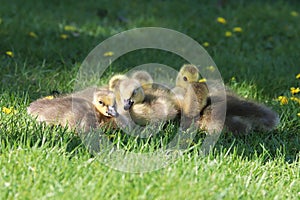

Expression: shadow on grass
xmin=213 ymin=129 xmax=300 ymax=163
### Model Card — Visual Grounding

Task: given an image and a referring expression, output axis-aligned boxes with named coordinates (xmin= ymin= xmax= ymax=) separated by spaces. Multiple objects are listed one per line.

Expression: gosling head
xmin=108 ymin=74 xmax=128 ymax=91
xmin=176 ymin=64 xmax=199 ymax=88
xmin=119 ymin=79 xmax=145 ymax=111
xmin=93 ymin=90 xmax=118 ymax=117
xmin=131 ymin=70 xmax=153 ymax=89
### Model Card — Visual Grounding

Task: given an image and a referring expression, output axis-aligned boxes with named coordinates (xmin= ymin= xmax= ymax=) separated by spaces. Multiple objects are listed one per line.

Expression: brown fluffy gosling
xmin=174 ymin=64 xmax=209 ymax=118
xmin=175 ymin=64 xmax=279 ymax=135
xmin=110 ymin=76 xmax=178 ymax=126
xmin=27 ymin=89 xmax=118 ymax=133
xmin=130 ymin=70 xmax=153 ymax=90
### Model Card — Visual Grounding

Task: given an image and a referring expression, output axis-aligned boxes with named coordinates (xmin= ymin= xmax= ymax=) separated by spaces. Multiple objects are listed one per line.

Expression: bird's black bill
xmin=107 ymin=106 xmax=118 ymax=117
xmin=124 ymin=99 xmax=134 ymax=110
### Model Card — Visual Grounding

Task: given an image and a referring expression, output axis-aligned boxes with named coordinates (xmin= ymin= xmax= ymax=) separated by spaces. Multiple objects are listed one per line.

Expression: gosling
xmin=175 ymin=64 xmax=279 ymax=135
xmin=130 ymin=70 xmax=153 ymax=90
xmin=110 ymin=75 xmax=178 ymax=126
xmin=174 ymin=64 xmax=209 ymax=118
xmin=27 ymin=89 xmax=118 ymax=133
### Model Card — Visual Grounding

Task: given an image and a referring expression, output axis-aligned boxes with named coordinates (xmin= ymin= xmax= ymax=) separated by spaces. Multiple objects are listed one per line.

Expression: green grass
xmin=1 ymin=0 xmax=300 ymax=199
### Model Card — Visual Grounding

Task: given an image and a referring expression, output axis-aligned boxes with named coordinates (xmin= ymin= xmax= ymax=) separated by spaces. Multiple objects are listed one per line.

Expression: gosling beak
xmin=124 ymin=99 xmax=134 ymax=110
xmin=107 ymin=106 xmax=118 ymax=117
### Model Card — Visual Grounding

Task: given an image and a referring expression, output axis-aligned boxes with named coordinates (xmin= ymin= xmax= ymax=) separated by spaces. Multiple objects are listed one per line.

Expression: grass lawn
xmin=1 ymin=0 xmax=300 ymax=199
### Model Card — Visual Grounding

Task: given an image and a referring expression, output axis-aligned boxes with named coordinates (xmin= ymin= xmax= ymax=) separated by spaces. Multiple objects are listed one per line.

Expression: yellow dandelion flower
xmin=217 ymin=17 xmax=227 ymax=24
xmin=199 ymin=78 xmax=207 ymax=83
xmin=233 ymin=27 xmax=243 ymax=32
xmin=296 ymin=73 xmax=300 ymax=79
xmin=5 ymin=51 xmax=14 ymax=57
xmin=206 ymin=65 xmax=215 ymax=72
xmin=291 ymin=11 xmax=298 ymax=17
xmin=231 ymin=77 xmax=236 ymax=81
xmin=290 ymin=97 xmax=300 ymax=104
xmin=203 ymin=42 xmax=210 ymax=47
xmin=2 ymin=107 xmax=12 ymax=114
xmin=28 ymin=31 xmax=38 ymax=38
xmin=297 ymin=113 xmax=300 ymax=117
xmin=225 ymin=31 xmax=232 ymax=37
xmin=290 ymin=87 xmax=300 ymax=95
xmin=60 ymin=34 xmax=69 ymax=39
xmin=2 ymin=106 xmax=17 ymax=114
xmin=280 ymin=97 xmax=288 ymax=105
xmin=64 ymin=25 xmax=77 ymax=32
xmin=277 ymin=96 xmax=288 ymax=105
xmin=43 ymin=95 xmax=54 ymax=100
xmin=103 ymin=51 xmax=114 ymax=57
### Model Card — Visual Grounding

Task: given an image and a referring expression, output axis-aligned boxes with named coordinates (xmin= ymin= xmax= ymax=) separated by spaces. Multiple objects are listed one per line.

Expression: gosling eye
xmin=98 ymin=100 xmax=104 ymax=105
xmin=183 ymin=76 xmax=188 ymax=81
